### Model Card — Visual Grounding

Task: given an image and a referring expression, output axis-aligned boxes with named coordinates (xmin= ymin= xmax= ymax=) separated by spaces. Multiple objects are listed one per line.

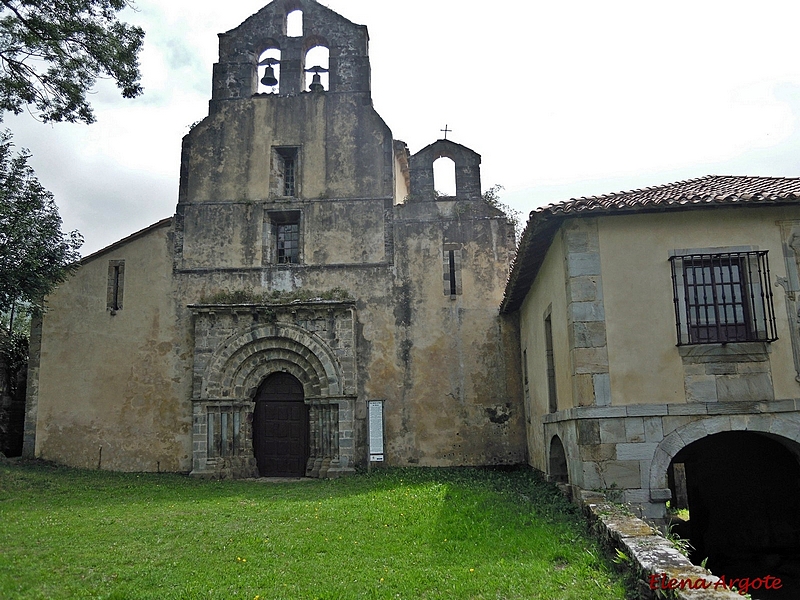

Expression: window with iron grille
xmin=277 ymin=222 xmax=299 ymax=264
xmin=669 ymin=251 xmax=777 ymax=345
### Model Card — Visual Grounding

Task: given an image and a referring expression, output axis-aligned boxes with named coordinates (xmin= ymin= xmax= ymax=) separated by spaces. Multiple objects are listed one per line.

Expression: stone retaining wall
xmin=571 ymin=487 xmax=746 ymax=599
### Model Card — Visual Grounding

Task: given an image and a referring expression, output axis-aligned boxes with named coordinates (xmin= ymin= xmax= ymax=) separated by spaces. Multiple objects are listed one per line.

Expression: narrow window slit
xmin=448 ymin=250 xmax=457 ymax=295
xmin=106 ymin=260 xmax=124 ymax=313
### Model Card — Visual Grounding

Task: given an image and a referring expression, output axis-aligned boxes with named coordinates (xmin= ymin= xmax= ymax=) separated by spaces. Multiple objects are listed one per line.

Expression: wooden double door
xmin=253 ymin=372 xmax=309 ymax=477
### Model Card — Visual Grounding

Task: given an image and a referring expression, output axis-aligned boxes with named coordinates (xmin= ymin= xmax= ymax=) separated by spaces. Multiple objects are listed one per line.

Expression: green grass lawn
xmin=0 ymin=462 xmax=630 ymax=599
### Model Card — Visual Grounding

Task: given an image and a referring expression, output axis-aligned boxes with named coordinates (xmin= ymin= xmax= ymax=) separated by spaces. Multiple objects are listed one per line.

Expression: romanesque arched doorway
xmin=253 ymin=372 xmax=309 ymax=477
xmin=669 ymin=431 xmax=800 ymax=589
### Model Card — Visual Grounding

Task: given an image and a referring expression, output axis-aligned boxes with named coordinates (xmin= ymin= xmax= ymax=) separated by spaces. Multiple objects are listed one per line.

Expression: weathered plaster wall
xmin=33 ymin=223 xmax=192 ymax=472
xmin=181 ymin=95 xmax=393 ymax=205
xmin=519 ymin=231 xmax=570 ymax=472
xmin=597 ymin=207 xmax=798 ymax=405
xmin=303 ymin=200 xmax=388 ymax=265
xmin=387 ymin=200 xmax=525 ymax=466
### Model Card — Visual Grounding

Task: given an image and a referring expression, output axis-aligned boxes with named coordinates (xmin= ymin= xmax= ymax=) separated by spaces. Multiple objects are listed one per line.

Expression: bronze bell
xmin=309 ymin=72 xmax=324 ymax=92
xmin=261 ymin=65 xmax=278 ymax=87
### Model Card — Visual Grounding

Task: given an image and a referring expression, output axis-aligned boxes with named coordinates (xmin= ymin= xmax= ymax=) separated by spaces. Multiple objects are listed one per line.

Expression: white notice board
xmin=368 ymin=400 xmax=384 ymax=461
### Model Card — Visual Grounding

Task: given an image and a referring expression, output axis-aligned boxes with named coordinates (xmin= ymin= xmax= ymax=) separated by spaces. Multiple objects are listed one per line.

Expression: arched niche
xmin=549 ymin=435 xmax=569 ymax=484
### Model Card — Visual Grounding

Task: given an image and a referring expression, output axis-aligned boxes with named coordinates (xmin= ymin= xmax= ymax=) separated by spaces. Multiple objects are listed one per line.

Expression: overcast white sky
xmin=6 ymin=0 xmax=800 ymax=256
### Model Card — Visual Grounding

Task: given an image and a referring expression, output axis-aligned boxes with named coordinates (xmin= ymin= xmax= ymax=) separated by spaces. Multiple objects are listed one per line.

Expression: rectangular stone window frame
xmin=264 ymin=209 xmax=303 ymax=265
xmin=106 ymin=260 xmax=124 ymax=314
xmin=442 ymin=243 xmax=462 ymax=297
xmin=270 ymin=146 xmax=300 ymax=198
xmin=669 ymin=245 xmax=778 ymax=346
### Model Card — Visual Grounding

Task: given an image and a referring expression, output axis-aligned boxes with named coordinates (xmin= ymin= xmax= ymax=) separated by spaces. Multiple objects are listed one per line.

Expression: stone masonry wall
xmin=562 ymin=218 xmax=611 ymax=408
xmin=545 ymin=402 xmax=800 ymax=520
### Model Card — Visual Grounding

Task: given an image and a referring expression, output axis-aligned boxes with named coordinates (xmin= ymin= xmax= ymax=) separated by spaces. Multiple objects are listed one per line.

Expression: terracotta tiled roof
xmin=500 ymin=175 xmax=800 ymax=314
xmin=541 ymin=175 xmax=800 ymax=216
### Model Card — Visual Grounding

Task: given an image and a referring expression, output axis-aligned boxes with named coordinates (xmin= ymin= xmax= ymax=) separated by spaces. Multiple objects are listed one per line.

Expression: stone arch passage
xmin=549 ymin=435 xmax=568 ymax=484
xmin=669 ymin=431 xmax=800 ymax=587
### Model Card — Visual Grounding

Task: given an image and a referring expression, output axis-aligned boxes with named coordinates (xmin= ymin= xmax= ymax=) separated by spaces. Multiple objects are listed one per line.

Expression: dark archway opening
xmin=549 ymin=435 xmax=568 ymax=484
xmin=669 ymin=431 xmax=800 ymax=599
xmin=253 ymin=372 xmax=308 ymax=477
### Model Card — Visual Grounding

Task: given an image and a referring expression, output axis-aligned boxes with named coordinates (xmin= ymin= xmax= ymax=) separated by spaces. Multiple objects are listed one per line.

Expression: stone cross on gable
xmin=440 ymin=124 xmax=451 ymax=140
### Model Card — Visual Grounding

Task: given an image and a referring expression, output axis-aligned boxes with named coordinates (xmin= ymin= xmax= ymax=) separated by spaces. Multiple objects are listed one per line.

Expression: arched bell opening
xmin=252 ymin=372 xmax=308 ymax=477
xmin=257 ymin=47 xmax=281 ymax=94
xmin=668 ymin=431 xmax=800 ymax=589
xmin=286 ymin=9 xmax=303 ymax=37
xmin=433 ymin=156 xmax=456 ymax=197
xmin=304 ymin=45 xmax=329 ymax=92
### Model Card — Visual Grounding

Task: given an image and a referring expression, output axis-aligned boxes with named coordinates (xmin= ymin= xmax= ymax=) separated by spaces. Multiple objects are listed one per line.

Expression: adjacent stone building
xmin=501 ymin=176 xmax=800 ymax=571
xmin=22 ymin=0 xmax=524 ymax=477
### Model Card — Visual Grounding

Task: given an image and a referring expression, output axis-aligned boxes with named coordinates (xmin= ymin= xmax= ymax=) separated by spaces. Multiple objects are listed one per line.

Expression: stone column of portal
xmin=319 ymin=404 xmax=332 ymax=478
xmin=310 ymin=402 xmax=325 ymax=478
xmin=327 ymin=403 xmax=341 ymax=473
xmin=306 ymin=402 xmax=319 ymax=477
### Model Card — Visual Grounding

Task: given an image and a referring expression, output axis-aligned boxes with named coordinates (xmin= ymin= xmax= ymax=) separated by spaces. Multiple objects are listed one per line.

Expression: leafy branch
xmin=0 ymin=0 xmax=144 ymax=123
xmin=482 ymin=184 xmax=522 ymax=242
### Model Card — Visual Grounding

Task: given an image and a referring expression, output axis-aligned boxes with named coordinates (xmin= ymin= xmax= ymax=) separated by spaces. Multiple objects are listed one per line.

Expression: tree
xmin=0 ymin=1 xmax=142 ymax=456
xmin=0 ymin=0 xmax=144 ymax=123
xmin=0 ymin=130 xmax=82 ymax=326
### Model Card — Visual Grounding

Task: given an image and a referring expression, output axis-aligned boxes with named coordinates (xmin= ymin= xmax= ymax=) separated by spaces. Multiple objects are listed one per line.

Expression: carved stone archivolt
xmin=188 ymin=301 xmax=357 ymax=478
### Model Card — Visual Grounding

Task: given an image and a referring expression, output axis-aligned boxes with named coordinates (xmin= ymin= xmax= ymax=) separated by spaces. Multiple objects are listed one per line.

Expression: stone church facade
xmin=22 ymin=0 xmax=524 ymax=478
xmin=24 ymin=3 xmax=800 ymax=557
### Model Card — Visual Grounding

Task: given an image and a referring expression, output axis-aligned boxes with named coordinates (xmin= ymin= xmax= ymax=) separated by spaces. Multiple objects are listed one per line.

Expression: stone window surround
xmin=442 ymin=243 xmax=462 ymax=297
xmin=264 ymin=209 xmax=303 ymax=266
xmin=270 ymin=146 xmax=300 ymax=199
xmin=668 ymin=244 xmax=777 ymax=346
